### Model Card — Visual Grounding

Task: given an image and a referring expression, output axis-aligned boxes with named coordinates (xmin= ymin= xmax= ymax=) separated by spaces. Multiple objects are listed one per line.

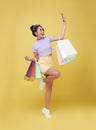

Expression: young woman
xmin=25 ymin=14 xmax=66 ymax=119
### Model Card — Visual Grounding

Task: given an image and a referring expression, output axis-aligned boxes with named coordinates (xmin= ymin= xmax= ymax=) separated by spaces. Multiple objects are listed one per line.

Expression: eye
xmin=40 ymin=28 xmax=44 ymax=31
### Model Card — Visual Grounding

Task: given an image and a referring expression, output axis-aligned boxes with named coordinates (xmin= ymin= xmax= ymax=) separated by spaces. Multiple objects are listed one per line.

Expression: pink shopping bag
xmin=56 ymin=46 xmax=64 ymax=65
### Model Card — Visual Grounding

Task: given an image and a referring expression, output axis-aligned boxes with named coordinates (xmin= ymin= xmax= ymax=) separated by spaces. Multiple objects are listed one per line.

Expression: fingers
xmin=25 ymin=56 xmax=28 ymax=60
xmin=61 ymin=13 xmax=66 ymax=22
xmin=25 ymin=56 xmax=33 ymax=61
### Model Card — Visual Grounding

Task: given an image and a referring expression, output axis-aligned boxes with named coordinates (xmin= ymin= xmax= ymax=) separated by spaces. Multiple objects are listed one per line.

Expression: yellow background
xmin=0 ymin=0 xmax=96 ymax=130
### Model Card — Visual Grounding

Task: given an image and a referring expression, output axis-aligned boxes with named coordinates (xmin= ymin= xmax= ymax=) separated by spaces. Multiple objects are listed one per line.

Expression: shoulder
xmin=32 ymin=41 xmax=37 ymax=48
xmin=45 ymin=36 xmax=53 ymax=42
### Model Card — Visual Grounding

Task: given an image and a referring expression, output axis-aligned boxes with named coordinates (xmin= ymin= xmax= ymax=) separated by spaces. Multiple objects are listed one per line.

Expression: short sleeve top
xmin=32 ymin=36 xmax=53 ymax=57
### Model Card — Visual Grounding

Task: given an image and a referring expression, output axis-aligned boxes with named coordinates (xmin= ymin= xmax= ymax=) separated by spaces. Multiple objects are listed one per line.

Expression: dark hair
xmin=30 ymin=24 xmax=41 ymax=37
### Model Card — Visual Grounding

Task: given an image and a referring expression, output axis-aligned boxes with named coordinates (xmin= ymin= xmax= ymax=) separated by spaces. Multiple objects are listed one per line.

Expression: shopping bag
xmin=56 ymin=39 xmax=78 ymax=65
xmin=30 ymin=60 xmax=36 ymax=81
xmin=56 ymin=46 xmax=64 ymax=65
xmin=24 ymin=59 xmax=42 ymax=81
xmin=24 ymin=61 xmax=33 ymax=80
xmin=35 ymin=61 xmax=42 ymax=79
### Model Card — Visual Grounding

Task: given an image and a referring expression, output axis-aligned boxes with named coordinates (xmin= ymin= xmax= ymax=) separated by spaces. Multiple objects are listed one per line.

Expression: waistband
xmin=39 ymin=54 xmax=52 ymax=58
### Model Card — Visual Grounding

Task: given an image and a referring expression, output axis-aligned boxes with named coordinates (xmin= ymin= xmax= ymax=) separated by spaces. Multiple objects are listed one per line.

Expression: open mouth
xmin=41 ymin=33 xmax=44 ymax=36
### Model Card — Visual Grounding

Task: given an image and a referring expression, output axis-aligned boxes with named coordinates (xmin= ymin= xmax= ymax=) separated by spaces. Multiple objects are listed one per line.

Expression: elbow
xmin=61 ymin=37 xmax=64 ymax=40
xmin=60 ymin=36 xmax=64 ymax=40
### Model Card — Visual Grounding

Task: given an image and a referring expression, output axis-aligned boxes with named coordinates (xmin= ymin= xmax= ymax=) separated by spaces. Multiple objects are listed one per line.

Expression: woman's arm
xmin=51 ymin=14 xmax=66 ymax=42
xmin=25 ymin=52 xmax=39 ymax=61
xmin=33 ymin=52 xmax=39 ymax=61
xmin=25 ymin=56 xmax=34 ymax=61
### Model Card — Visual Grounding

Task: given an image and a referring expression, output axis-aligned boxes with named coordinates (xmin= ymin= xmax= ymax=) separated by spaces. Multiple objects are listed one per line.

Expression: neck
xmin=37 ymin=36 xmax=44 ymax=40
xmin=37 ymin=36 xmax=41 ymax=40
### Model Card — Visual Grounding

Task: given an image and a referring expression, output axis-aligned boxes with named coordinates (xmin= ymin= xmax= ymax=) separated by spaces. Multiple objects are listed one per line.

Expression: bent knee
xmin=54 ymin=71 xmax=61 ymax=78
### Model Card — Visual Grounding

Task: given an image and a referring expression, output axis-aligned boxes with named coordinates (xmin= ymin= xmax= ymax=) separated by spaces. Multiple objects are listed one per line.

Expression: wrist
xmin=63 ymin=20 xmax=66 ymax=24
xmin=63 ymin=22 xmax=66 ymax=26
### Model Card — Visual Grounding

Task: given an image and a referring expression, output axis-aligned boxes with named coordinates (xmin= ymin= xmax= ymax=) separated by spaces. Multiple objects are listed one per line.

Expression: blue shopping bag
xmin=35 ymin=61 xmax=42 ymax=79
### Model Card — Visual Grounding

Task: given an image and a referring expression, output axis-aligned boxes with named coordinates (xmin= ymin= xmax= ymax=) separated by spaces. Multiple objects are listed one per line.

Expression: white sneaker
xmin=39 ymin=78 xmax=45 ymax=90
xmin=42 ymin=107 xmax=51 ymax=119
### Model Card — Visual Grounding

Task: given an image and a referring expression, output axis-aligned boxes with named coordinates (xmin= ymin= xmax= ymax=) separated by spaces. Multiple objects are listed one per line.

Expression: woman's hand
xmin=25 ymin=56 xmax=34 ymax=61
xmin=61 ymin=13 xmax=66 ymax=24
xmin=51 ymin=13 xmax=66 ymax=42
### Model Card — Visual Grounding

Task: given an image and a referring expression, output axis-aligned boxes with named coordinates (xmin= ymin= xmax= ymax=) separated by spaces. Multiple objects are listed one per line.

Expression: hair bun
xmin=30 ymin=24 xmax=41 ymax=37
xmin=30 ymin=25 xmax=34 ymax=31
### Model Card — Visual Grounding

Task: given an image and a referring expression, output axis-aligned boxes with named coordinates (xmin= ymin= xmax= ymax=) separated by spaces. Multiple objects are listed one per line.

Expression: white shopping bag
xmin=56 ymin=39 xmax=78 ymax=65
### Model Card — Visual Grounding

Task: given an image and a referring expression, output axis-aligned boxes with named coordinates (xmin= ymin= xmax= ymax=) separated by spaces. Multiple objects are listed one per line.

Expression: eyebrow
xmin=42 ymin=28 xmax=44 ymax=31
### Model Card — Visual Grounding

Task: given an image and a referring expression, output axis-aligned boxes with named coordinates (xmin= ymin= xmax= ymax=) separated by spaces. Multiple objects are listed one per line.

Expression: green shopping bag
xmin=36 ymin=61 xmax=42 ymax=79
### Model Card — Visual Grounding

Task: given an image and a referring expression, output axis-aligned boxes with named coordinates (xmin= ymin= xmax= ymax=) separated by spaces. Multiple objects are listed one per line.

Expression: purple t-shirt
xmin=32 ymin=36 xmax=53 ymax=57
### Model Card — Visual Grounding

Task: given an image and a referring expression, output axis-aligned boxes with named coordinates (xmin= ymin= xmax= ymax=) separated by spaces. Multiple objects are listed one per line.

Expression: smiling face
xmin=35 ymin=26 xmax=45 ymax=39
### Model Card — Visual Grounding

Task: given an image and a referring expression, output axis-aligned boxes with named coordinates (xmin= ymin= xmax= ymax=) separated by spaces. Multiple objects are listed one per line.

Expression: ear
xmin=35 ymin=32 xmax=37 ymax=36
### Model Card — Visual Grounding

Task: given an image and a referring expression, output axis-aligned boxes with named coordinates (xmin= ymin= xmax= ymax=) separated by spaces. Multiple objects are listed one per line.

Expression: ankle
xmin=45 ymin=107 xmax=49 ymax=110
xmin=42 ymin=107 xmax=51 ymax=119
xmin=44 ymin=107 xmax=50 ymax=111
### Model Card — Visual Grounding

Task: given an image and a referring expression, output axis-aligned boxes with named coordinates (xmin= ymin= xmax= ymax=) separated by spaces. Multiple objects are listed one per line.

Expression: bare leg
xmin=45 ymin=80 xmax=53 ymax=109
xmin=44 ymin=67 xmax=60 ymax=109
xmin=44 ymin=67 xmax=60 ymax=83
xmin=42 ymin=67 xmax=60 ymax=118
